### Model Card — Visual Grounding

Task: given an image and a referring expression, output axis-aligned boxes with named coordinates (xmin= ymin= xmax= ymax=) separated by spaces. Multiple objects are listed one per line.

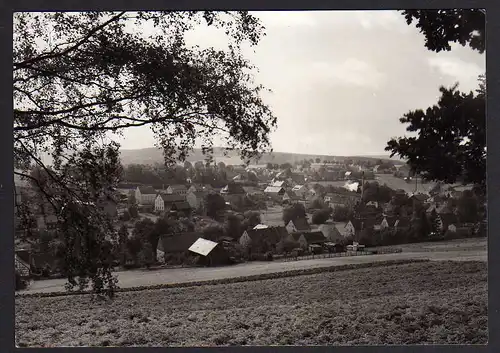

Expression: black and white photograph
xmin=13 ymin=9 xmax=487 ymax=347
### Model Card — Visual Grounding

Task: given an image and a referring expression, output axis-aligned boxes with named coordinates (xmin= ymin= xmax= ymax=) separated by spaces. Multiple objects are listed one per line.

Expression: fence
xmin=275 ymin=247 xmax=403 ymax=262
xmin=278 ymin=250 xmax=373 ymax=262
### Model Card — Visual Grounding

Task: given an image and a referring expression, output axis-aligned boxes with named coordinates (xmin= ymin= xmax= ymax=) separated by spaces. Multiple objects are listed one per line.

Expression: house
xmin=166 ymin=184 xmax=188 ymax=195
xmin=282 ymin=190 xmax=300 ymax=205
xmin=36 ymin=214 xmax=58 ymax=230
xmin=379 ymin=216 xmax=396 ymax=230
xmin=394 ymin=217 xmax=411 ymax=232
xmin=186 ymin=191 xmax=206 ymax=211
xmin=154 ymin=193 xmax=186 ymax=212
xmin=135 ymin=186 xmax=157 ymax=205
xmin=344 ymin=218 xmax=377 ymax=237
xmin=242 ymin=186 xmax=263 ymax=196
xmin=436 ymin=204 xmax=454 ymax=215
xmin=409 ymin=192 xmax=430 ymax=204
xmin=188 ymin=238 xmax=229 ymax=266
xmin=253 ymin=224 xmax=269 ymax=230
xmin=292 ymin=185 xmax=308 ymax=198
xmin=31 ymin=251 xmax=58 ymax=272
xmin=239 ymin=226 xmax=288 ymax=253
xmin=295 ymin=231 xmax=327 ymax=250
xmin=15 ymin=250 xmax=31 ymax=278
xmin=220 ymin=183 xmax=246 ymax=205
xmin=159 ymin=232 xmax=201 ymax=254
xmin=98 ymin=199 xmax=118 ymax=218
xmin=270 ymin=180 xmax=287 ymax=188
xmin=439 ymin=213 xmax=459 ymax=233
xmin=232 ymin=174 xmax=246 ymax=183
xmin=366 ymin=201 xmax=379 ymax=208
xmin=317 ymin=223 xmax=344 ymax=242
xmin=286 ymin=218 xmax=311 ymax=234
xmin=290 ymin=173 xmax=306 ymax=185
xmin=170 ymin=201 xmax=192 ymax=214
xmin=188 ymin=184 xmax=213 ymax=194
xmin=324 ymin=192 xmax=361 ymax=209
xmin=264 ymin=186 xmax=285 ymax=196
xmin=116 ymin=183 xmax=140 ymax=196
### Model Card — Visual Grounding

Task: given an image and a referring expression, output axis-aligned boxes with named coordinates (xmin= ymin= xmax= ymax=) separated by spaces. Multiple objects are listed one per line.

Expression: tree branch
xmin=13 ymin=12 xmax=127 ymax=70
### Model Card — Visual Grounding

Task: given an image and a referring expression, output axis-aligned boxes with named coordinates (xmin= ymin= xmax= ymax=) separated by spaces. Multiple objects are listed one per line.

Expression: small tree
xmin=128 ymin=192 xmax=137 ymax=206
xmin=120 ymin=210 xmax=131 ymax=221
xmin=332 ymin=206 xmax=353 ymax=222
xmin=309 ymin=197 xmax=325 ymax=210
xmin=276 ymin=239 xmax=300 ymax=254
xmin=283 ymin=203 xmax=307 ymax=226
xmin=205 ymin=193 xmax=226 ymax=220
xmin=224 ymin=213 xmax=243 ymax=239
xmin=428 ymin=209 xmax=440 ymax=234
xmin=242 ymin=211 xmax=262 ymax=231
xmin=128 ymin=205 xmax=139 ymax=219
xmin=202 ymin=224 xmax=225 ymax=241
xmin=312 ymin=208 xmax=331 ymax=225
xmin=126 ymin=236 xmax=143 ymax=266
xmin=118 ymin=225 xmax=129 ymax=266
xmin=139 ymin=242 xmax=154 ymax=269
xmin=457 ymin=190 xmax=479 ymax=223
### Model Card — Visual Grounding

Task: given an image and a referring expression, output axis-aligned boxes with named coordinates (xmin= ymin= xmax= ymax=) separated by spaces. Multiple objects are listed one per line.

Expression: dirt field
xmin=370 ymin=238 xmax=487 ymax=253
xmin=15 ymin=261 xmax=487 ymax=347
xmin=260 ymin=206 xmax=285 ymax=226
xmin=374 ymin=174 xmax=437 ymax=193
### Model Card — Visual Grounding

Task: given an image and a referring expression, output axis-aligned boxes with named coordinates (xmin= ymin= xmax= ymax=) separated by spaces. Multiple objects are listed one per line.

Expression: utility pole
xmin=361 ymin=171 xmax=365 ymax=200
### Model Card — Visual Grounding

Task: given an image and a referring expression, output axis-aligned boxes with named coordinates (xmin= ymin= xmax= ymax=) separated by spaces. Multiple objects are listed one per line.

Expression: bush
xmin=123 ymin=262 xmax=140 ymax=270
xmin=312 ymin=208 xmax=331 ymax=224
xmin=332 ymin=206 xmax=353 ymax=222
xmin=264 ymin=252 xmax=273 ymax=261
xmin=41 ymin=264 xmax=52 ymax=278
xmin=15 ymin=271 xmax=27 ymax=291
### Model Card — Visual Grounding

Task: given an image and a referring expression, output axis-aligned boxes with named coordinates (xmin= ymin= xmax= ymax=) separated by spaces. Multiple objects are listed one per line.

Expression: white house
xmin=135 ymin=186 xmax=157 ymax=205
xmin=271 ymin=180 xmax=287 ymax=188
xmin=344 ymin=221 xmax=356 ymax=237
xmin=366 ymin=201 xmax=379 ymax=208
xmin=379 ymin=216 xmax=392 ymax=230
xmin=167 ymin=184 xmax=188 ymax=195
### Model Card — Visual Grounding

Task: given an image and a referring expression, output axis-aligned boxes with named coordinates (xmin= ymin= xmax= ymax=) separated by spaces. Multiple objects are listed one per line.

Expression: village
xmin=14 ymin=156 xmax=486 ymax=281
xmin=12 ymin=9 xmax=488 ymax=347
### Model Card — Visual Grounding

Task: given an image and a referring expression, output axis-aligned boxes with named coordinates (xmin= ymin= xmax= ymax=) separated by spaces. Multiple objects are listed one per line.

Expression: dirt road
xmin=20 ymin=238 xmax=486 ymax=295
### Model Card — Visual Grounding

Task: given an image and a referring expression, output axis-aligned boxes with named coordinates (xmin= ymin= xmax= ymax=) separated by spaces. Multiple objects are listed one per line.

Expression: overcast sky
xmin=117 ymin=10 xmax=485 ymax=156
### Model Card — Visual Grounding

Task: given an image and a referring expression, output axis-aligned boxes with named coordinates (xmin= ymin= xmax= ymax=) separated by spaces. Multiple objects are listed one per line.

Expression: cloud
xmin=354 ymin=11 xmax=405 ymax=30
xmin=310 ymin=58 xmax=386 ymax=89
xmin=254 ymin=11 xmax=317 ymax=28
xmin=427 ymin=57 xmax=483 ymax=84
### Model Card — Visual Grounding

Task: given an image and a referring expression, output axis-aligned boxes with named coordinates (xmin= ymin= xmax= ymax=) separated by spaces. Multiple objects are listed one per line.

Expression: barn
xmin=188 ymin=238 xmax=230 ymax=266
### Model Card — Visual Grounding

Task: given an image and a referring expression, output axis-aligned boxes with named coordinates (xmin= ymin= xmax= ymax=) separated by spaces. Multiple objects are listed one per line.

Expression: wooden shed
xmin=188 ymin=238 xmax=230 ymax=267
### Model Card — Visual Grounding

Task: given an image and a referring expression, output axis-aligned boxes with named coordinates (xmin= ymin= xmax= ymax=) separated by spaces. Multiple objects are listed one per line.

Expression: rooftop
xmin=189 ymin=238 xmax=219 ymax=256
